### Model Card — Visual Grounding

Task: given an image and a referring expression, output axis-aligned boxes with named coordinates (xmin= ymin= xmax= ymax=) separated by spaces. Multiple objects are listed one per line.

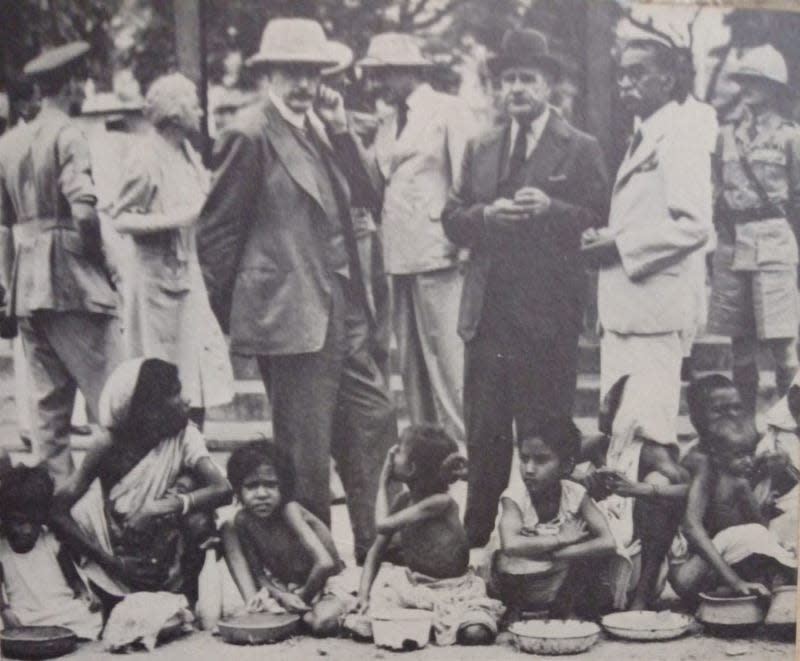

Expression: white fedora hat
xmin=357 ymin=32 xmax=432 ymax=69
xmin=247 ymin=18 xmax=351 ymax=69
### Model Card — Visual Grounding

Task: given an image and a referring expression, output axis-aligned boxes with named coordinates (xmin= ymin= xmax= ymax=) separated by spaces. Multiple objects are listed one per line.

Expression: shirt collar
xmin=510 ymin=106 xmax=551 ymax=142
xmin=636 ymin=100 xmax=677 ymax=139
xmin=269 ymin=91 xmax=307 ymax=130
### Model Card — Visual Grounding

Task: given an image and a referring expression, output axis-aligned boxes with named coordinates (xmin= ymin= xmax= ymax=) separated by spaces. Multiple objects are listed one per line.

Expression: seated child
xmin=753 ymin=382 xmax=800 ymax=553
xmin=352 ymin=425 xmax=504 ymax=646
xmin=669 ymin=416 xmax=797 ymax=605
xmin=486 ymin=416 xmax=617 ymax=618
xmin=222 ymin=441 xmax=346 ymax=636
xmin=578 ymin=374 xmax=690 ymax=611
xmin=0 ymin=465 xmax=102 ymax=639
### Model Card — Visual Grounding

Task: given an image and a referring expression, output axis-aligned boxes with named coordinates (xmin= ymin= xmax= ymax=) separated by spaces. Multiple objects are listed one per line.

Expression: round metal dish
xmin=0 ymin=626 xmax=78 ymax=660
xmin=218 ymin=612 xmax=300 ymax=645
xmin=510 ymin=619 xmax=601 ymax=655
xmin=601 ymin=610 xmax=693 ymax=641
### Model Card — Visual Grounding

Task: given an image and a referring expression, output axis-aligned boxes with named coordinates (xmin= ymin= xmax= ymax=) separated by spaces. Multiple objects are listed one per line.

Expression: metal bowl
xmin=601 ymin=610 xmax=693 ymax=641
xmin=510 ymin=619 xmax=601 ymax=655
xmin=217 ymin=613 xmax=300 ymax=645
xmin=0 ymin=626 xmax=78 ymax=660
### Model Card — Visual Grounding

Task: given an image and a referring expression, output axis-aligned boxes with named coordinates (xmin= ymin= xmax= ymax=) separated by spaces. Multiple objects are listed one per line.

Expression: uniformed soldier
xmin=0 ymin=42 xmax=121 ymax=483
xmin=708 ymin=45 xmax=800 ymax=414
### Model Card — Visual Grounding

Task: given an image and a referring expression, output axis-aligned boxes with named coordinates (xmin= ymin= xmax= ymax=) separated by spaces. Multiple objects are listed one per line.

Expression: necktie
xmin=396 ymin=102 xmax=409 ymax=138
xmin=508 ymin=121 xmax=530 ymax=174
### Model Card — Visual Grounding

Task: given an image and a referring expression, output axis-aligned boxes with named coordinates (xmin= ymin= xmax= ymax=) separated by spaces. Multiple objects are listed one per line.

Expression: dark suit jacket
xmin=442 ymin=112 xmax=609 ymax=342
xmin=197 ymin=100 xmax=372 ymax=356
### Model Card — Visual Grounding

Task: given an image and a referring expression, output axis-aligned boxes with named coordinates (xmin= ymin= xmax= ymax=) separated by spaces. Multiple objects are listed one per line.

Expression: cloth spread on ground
xmin=103 ymin=591 xmax=193 ymax=652
xmin=338 ymin=564 xmax=503 ymax=646
xmin=70 ymin=424 xmax=211 ymax=596
xmin=0 ymin=531 xmax=102 ymax=639
xmin=669 ymin=523 xmax=798 ymax=569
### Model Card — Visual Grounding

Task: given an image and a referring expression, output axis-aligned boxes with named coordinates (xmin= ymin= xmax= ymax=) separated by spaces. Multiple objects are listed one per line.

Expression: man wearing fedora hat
xmin=708 ymin=45 xmax=800 ymax=414
xmin=442 ymin=28 xmax=609 ymax=547
xmin=0 ymin=42 xmax=121 ymax=484
xmin=359 ymin=32 xmax=476 ymax=443
xmin=198 ymin=18 xmax=396 ymax=562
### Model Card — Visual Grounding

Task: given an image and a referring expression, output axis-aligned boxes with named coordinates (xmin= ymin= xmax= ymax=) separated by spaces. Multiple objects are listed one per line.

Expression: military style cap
xmin=23 ymin=41 xmax=90 ymax=78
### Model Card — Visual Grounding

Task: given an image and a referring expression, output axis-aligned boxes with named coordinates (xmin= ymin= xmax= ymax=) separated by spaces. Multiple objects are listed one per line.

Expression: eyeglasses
xmin=616 ymin=65 xmax=657 ymax=85
xmin=500 ymin=71 xmax=540 ymax=85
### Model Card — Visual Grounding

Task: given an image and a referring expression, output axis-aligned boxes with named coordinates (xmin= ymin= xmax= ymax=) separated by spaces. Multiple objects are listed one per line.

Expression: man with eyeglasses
xmin=198 ymin=19 xmax=397 ymax=564
xmin=581 ymin=36 xmax=713 ymax=608
xmin=443 ymin=28 xmax=609 ymax=547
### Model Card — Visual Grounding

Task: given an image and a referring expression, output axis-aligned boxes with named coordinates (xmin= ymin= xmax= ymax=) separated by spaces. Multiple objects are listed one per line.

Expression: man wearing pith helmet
xmin=198 ymin=18 xmax=397 ymax=563
xmin=359 ymin=32 xmax=475 ymax=445
xmin=442 ymin=28 xmax=609 ymax=547
xmin=0 ymin=41 xmax=121 ymax=484
xmin=708 ymin=44 xmax=800 ymax=415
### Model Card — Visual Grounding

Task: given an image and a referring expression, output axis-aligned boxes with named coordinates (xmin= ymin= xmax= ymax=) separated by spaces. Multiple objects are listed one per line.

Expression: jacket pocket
xmin=756 ymin=220 xmax=798 ymax=268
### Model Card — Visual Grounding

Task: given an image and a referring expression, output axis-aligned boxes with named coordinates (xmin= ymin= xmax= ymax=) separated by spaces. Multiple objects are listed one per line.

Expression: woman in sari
xmin=51 ymin=358 xmax=232 ymax=604
xmin=109 ymin=73 xmax=233 ymax=428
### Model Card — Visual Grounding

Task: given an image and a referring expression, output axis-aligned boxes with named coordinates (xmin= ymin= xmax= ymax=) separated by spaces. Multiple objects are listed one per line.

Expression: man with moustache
xmin=442 ymin=29 xmax=609 ymax=547
xmin=198 ymin=19 xmax=396 ymax=562
xmin=0 ymin=42 xmax=121 ymax=484
xmin=359 ymin=33 xmax=475 ymax=442
xmin=581 ymin=35 xmax=713 ymax=608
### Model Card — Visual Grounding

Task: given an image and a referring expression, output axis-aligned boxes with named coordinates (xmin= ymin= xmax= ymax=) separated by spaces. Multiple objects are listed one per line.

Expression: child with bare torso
xmin=222 ymin=441 xmax=346 ymax=636
xmin=353 ymin=425 xmax=504 ymax=646
xmin=669 ymin=415 xmax=796 ymax=604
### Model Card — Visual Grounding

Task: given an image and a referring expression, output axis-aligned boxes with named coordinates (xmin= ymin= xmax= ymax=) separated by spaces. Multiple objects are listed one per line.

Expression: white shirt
xmin=509 ymin=106 xmax=551 ymax=160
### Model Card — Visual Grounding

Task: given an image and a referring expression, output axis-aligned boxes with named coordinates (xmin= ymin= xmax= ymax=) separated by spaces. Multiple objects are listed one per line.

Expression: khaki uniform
xmin=708 ymin=110 xmax=800 ymax=340
xmin=0 ymin=105 xmax=121 ymax=483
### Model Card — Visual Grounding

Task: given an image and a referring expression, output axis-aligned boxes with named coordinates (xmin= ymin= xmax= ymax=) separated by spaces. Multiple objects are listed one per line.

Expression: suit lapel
xmin=614 ymin=112 xmax=671 ymax=191
xmin=263 ymin=102 xmax=325 ymax=211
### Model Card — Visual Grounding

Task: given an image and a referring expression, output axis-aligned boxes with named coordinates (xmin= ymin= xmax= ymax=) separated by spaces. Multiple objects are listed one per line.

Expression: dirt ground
xmin=61 ymin=625 xmax=795 ymax=660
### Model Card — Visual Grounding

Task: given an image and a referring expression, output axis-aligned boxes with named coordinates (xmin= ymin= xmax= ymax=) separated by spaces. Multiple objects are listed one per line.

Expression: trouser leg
xmin=732 ymin=336 xmax=759 ymax=415
xmin=393 ymin=275 xmax=437 ymax=426
xmin=331 ymin=279 xmax=398 ymax=561
xmin=258 ymin=286 xmax=345 ymax=528
xmin=463 ymin=335 xmax=513 ymax=548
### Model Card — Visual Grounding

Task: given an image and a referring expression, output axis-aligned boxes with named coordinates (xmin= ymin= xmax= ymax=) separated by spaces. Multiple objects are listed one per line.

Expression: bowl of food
xmin=0 ymin=626 xmax=77 ymax=660
xmin=601 ymin=610 xmax=693 ymax=641
xmin=370 ymin=608 xmax=433 ymax=651
xmin=509 ymin=619 xmax=601 ymax=655
xmin=696 ymin=590 xmax=768 ymax=636
xmin=218 ymin=612 xmax=300 ymax=645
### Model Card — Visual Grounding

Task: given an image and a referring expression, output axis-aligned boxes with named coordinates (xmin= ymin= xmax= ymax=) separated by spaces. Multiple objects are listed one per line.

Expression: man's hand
xmin=513 ymin=187 xmax=551 ymax=217
xmin=315 ymin=85 xmax=348 ymax=134
xmin=731 ymin=579 xmax=770 ymax=598
xmin=276 ymin=590 xmax=310 ymax=614
xmin=484 ymin=198 xmax=530 ymax=232
xmin=581 ymin=227 xmax=619 ymax=268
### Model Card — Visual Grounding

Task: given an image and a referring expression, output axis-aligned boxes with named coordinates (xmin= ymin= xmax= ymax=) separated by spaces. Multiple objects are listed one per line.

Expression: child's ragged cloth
xmin=340 ymin=564 xmax=504 ymax=646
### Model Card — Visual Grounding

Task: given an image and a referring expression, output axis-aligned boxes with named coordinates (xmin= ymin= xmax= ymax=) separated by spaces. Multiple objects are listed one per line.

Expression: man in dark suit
xmin=442 ymin=29 xmax=609 ymax=547
xmin=198 ymin=18 xmax=397 ymax=562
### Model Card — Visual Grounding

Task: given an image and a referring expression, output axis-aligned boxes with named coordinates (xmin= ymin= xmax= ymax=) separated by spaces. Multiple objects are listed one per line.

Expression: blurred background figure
xmin=109 ymin=73 xmax=234 ymax=430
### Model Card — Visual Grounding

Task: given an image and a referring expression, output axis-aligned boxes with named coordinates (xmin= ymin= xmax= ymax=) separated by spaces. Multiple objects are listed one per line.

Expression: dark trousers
xmin=463 ymin=328 xmax=580 ymax=547
xmin=258 ymin=276 xmax=397 ymax=562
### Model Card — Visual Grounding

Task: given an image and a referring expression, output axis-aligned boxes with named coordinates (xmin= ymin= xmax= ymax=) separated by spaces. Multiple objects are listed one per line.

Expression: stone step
xmin=205 ymin=370 xmax=779 ymax=423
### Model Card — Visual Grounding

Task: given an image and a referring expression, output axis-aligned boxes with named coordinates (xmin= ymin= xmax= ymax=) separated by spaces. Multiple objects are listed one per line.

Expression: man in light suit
xmin=0 ymin=43 xmax=121 ymax=484
xmin=443 ymin=29 xmax=609 ymax=547
xmin=360 ymin=33 xmax=475 ymax=442
xmin=582 ymin=36 xmax=713 ymax=608
xmin=198 ymin=19 xmax=396 ymax=562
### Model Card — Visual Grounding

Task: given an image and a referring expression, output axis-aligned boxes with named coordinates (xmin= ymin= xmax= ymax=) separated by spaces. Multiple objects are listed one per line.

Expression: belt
xmin=722 ymin=208 xmax=785 ymax=224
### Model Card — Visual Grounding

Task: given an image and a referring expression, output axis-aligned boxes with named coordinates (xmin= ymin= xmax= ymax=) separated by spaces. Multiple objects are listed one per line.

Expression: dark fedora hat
xmin=487 ymin=29 xmax=562 ymax=80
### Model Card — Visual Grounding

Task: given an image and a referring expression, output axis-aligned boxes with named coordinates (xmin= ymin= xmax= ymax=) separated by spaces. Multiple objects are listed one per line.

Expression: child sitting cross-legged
xmin=348 ymin=425 xmax=504 ymax=646
xmin=221 ymin=440 xmax=350 ymax=636
xmin=669 ymin=415 xmax=797 ymax=606
xmin=484 ymin=416 xmax=617 ymax=619
xmin=0 ymin=465 xmax=102 ymax=639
